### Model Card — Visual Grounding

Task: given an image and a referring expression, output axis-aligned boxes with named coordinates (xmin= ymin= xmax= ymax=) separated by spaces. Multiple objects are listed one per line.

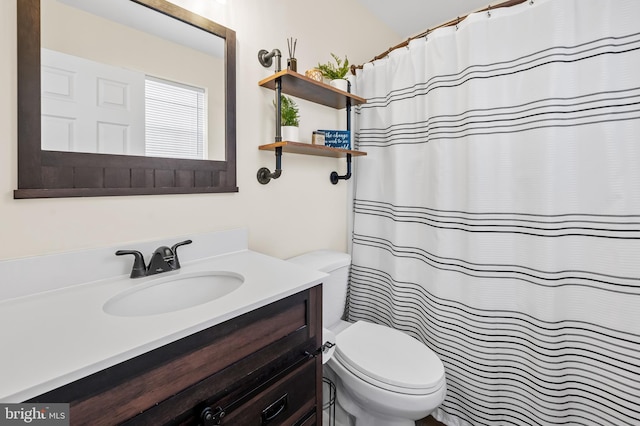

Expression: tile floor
xmin=416 ymin=415 xmax=447 ymax=426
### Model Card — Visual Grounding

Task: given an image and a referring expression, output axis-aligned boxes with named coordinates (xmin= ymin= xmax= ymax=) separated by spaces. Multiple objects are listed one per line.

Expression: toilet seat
xmin=334 ymin=321 xmax=445 ymax=395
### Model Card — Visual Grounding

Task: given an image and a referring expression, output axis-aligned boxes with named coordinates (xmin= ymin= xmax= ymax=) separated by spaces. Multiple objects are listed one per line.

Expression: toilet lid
xmin=335 ymin=321 xmax=445 ymax=393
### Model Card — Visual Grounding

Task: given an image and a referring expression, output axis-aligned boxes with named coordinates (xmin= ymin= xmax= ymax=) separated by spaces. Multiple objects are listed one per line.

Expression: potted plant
xmin=317 ymin=53 xmax=350 ymax=91
xmin=276 ymin=95 xmax=300 ymax=141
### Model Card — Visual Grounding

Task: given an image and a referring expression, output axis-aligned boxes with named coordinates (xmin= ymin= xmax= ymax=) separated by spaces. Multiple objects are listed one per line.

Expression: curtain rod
xmin=351 ymin=0 xmax=529 ymax=73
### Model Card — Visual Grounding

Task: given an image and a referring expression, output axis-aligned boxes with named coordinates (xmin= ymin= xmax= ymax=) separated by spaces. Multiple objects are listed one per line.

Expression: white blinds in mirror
xmin=144 ymin=76 xmax=206 ymax=160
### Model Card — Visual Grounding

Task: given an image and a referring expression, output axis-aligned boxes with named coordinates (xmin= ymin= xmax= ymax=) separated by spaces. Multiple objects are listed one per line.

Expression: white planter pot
xmin=330 ymin=79 xmax=349 ymax=92
xmin=281 ymin=126 xmax=299 ymax=142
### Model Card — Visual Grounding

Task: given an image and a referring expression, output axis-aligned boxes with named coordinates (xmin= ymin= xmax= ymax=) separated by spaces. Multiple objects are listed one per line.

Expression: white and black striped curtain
xmin=349 ymin=0 xmax=640 ymax=425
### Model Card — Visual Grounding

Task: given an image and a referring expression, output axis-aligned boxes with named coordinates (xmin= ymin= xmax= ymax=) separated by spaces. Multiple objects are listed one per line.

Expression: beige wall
xmin=0 ymin=0 xmax=400 ymax=261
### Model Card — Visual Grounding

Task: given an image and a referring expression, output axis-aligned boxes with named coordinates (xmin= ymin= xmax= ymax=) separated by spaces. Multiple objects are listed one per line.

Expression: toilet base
xmin=336 ymin=397 xmax=416 ymax=426
xmin=325 ymin=362 xmax=442 ymax=426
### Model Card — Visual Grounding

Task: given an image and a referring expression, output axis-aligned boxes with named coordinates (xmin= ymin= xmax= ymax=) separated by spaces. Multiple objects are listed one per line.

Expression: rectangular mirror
xmin=15 ymin=0 xmax=237 ymax=198
xmin=41 ymin=0 xmax=226 ymax=160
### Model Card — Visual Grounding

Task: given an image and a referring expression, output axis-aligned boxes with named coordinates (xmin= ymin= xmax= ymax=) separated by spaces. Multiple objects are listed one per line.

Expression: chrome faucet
xmin=116 ymin=239 xmax=192 ymax=278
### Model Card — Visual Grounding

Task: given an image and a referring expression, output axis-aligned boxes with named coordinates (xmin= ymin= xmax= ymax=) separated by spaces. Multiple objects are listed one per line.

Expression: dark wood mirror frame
xmin=15 ymin=0 xmax=237 ymax=199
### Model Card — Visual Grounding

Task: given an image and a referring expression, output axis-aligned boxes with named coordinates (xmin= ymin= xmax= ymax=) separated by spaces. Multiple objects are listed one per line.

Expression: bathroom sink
xmin=103 ymin=271 xmax=244 ymax=317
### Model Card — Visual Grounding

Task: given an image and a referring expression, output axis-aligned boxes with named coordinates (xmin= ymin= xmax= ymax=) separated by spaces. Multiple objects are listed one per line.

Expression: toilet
xmin=288 ymin=250 xmax=446 ymax=426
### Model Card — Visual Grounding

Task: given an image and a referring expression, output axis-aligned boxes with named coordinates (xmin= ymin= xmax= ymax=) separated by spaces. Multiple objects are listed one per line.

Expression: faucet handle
xmin=171 ymin=239 xmax=193 ymax=269
xmin=115 ymin=250 xmax=147 ymax=278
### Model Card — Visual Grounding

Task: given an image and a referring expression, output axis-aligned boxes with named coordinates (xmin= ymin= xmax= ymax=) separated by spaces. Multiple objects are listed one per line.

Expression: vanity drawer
xmin=218 ymin=358 xmax=316 ymax=425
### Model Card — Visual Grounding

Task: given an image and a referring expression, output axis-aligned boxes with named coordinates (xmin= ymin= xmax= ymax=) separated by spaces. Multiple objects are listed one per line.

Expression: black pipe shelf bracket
xmin=330 ymin=153 xmax=352 ymax=185
xmin=330 ymin=92 xmax=354 ymax=185
xmin=256 ymin=146 xmax=282 ymax=185
xmin=257 ymin=47 xmax=284 ymax=184
xmin=256 ymin=51 xmax=367 ymax=185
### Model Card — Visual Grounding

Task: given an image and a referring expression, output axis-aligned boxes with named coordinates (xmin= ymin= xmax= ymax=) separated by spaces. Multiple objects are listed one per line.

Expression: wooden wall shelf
xmin=257 ymin=66 xmax=367 ymax=184
xmin=259 ymin=141 xmax=367 ymax=159
xmin=258 ymin=70 xmax=366 ymax=109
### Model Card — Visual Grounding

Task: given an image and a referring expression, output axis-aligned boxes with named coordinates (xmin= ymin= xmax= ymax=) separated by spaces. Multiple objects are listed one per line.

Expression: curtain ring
xmin=529 ymin=0 xmax=534 ymax=4
xmin=487 ymin=4 xmax=492 ymax=18
xmin=456 ymin=16 xmax=460 ymax=30
xmin=424 ymin=28 xmax=430 ymax=42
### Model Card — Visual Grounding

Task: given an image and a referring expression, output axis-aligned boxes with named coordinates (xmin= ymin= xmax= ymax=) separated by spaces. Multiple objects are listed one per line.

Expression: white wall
xmin=0 ymin=0 xmax=400 ymax=261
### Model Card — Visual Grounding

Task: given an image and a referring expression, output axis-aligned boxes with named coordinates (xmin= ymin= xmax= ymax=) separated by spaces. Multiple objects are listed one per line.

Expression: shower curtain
xmin=348 ymin=0 xmax=640 ymax=425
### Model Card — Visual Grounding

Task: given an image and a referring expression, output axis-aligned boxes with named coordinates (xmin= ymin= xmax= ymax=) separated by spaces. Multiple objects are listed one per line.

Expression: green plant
xmin=275 ymin=95 xmax=300 ymax=127
xmin=317 ymin=53 xmax=350 ymax=80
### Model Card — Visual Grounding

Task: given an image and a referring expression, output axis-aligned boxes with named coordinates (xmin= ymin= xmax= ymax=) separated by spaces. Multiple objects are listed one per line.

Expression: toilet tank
xmin=287 ymin=250 xmax=351 ymax=328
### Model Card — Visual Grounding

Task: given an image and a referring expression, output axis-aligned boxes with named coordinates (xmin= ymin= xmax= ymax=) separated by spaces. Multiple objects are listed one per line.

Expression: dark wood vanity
xmin=28 ymin=286 xmax=322 ymax=425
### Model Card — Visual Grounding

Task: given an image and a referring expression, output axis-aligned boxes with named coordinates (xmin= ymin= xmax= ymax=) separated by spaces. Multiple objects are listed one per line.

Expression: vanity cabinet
xmin=28 ymin=286 xmax=323 ymax=425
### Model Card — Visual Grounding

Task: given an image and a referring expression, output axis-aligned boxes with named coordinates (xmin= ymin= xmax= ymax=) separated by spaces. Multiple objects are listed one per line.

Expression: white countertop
xmin=0 ymin=249 xmax=326 ymax=402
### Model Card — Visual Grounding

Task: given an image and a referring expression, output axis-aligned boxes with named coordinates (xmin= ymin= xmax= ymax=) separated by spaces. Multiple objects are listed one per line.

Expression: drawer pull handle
xmin=261 ymin=393 xmax=288 ymax=424
xmin=200 ymin=406 xmax=225 ymax=425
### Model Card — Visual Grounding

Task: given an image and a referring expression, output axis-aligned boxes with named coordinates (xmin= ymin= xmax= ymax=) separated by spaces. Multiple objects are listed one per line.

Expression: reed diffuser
xmin=287 ymin=37 xmax=297 ymax=72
